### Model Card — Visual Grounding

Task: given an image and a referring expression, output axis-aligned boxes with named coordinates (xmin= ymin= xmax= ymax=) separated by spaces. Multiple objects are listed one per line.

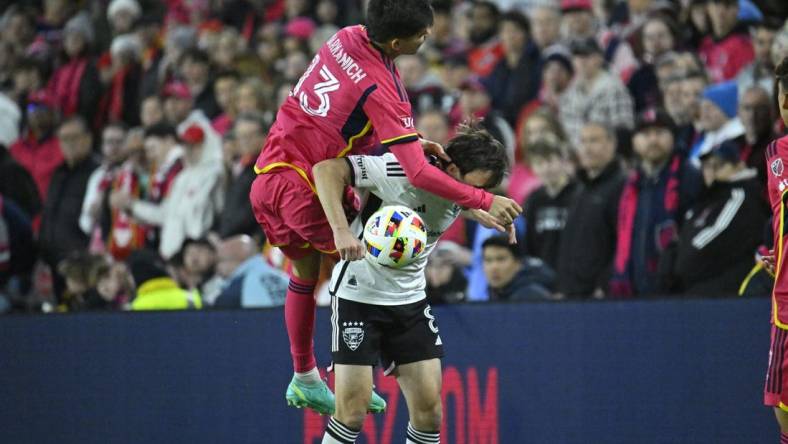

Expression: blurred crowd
xmin=0 ymin=0 xmax=787 ymax=313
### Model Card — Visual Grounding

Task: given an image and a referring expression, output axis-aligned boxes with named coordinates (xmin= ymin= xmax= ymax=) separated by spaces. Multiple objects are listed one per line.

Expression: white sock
xmin=406 ymin=423 xmax=440 ymax=444
xmin=294 ymin=367 xmax=322 ymax=385
xmin=322 ymin=417 xmax=360 ymax=443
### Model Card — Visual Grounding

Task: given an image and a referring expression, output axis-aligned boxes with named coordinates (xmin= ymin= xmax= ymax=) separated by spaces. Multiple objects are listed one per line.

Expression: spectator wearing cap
xmin=466 ymin=1 xmax=505 ymax=77
xmin=609 ymin=110 xmax=703 ymax=297
xmin=112 ymin=124 xmax=224 ymax=259
xmin=627 ymin=14 xmax=679 ymax=113
xmin=397 ymin=54 xmax=450 ymax=116
xmin=47 ymin=12 xmax=102 ymax=124
xmin=690 ymin=80 xmax=745 ymax=164
xmin=737 ymin=17 xmax=782 ymax=98
xmin=560 ymin=0 xmax=638 ymax=83
xmin=10 ymin=91 xmax=64 ymax=205
xmin=218 ymin=112 xmax=268 ymax=239
xmin=483 ymin=11 xmax=542 ymax=126
xmin=699 ymin=0 xmax=755 ymax=83
xmin=451 ymin=76 xmax=516 ymax=159
xmin=556 ymin=121 xmax=627 ymax=299
xmin=107 ymin=0 xmax=142 ymax=36
xmin=482 ymin=235 xmax=556 ymax=302
xmin=533 ymin=45 xmax=573 ymax=113
xmin=738 ymin=85 xmax=776 ymax=191
xmin=559 ymin=37 xmax=635 ymax=149
xmin=665 ymin=139 xmax=769 ymax=296
xmin=127 ymin=249 xmax=202 ymax=310
xmin=39 ymin=117 xmax=99 ymax=298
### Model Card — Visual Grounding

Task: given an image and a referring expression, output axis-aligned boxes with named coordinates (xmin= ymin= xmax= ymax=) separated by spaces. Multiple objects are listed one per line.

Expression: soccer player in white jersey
xmin=312 ymin=125 xmax=509 ymax=444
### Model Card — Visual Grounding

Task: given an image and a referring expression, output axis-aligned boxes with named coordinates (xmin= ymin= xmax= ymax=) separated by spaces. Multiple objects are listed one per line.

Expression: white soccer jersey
xmin=328 ymin=153 xmax=462 ymax=305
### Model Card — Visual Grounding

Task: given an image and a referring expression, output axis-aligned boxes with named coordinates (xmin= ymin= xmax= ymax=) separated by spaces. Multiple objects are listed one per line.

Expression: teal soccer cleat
xmin=368 ymin=389 xmax=387 ymax=413
xmin=285 ymin=376 xmax=336 ymax=415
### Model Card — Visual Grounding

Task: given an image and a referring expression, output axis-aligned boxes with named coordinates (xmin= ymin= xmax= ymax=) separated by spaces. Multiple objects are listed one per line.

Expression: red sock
xmin=781 ymin=432 xmax=788 ymax=444
xmin=285 ymin=276 xmax=318 ymax=373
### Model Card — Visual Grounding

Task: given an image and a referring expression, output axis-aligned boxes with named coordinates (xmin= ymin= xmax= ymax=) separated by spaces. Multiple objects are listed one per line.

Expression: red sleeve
xmin=362 ymin=84 xmax=494 ymax=210
xmin=389 ymin=141 xmax=494 ymax=211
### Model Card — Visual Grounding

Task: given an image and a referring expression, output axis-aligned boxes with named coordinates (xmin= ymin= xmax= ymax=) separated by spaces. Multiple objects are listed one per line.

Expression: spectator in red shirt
xmin=466 ymin=1 xmax=504 ymax=77
xmin=699 ymin=0 xmax=755 ymax=83
xmin=10 ymin=91 xmax=63 ymax=204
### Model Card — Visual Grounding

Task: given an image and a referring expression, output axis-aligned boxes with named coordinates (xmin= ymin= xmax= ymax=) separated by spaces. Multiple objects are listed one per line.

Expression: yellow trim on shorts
xmin=774 ymin=189 xmax=788 ymax=330
xmin=779 ymin=402 xmax=788 ymax=413
xmin=254 ymin=162 xmax=317 ymax=194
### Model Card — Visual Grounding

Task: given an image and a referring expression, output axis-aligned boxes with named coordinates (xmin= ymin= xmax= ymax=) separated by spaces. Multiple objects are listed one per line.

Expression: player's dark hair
xmin=365 ymin=0 xmax=434 ymax=43
xmin=776 ymin=56 xmax=788 ymax=93
xmin=444 ymin=123 xmax=509 ymax=189
xmin=482 ymin=235 xmax=523 ymax=258
xmin=144 ymin=122 xmax=177 ymax=139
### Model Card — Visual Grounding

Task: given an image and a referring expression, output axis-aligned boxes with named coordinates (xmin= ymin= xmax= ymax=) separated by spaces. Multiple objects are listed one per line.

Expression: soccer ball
xmin=363 ymin=205 xmax=428 ymax=268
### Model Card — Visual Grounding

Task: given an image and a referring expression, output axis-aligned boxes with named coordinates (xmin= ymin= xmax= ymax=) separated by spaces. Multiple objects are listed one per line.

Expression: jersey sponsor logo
xmin=342 ymin=322 xmax=365 ymax=350
xmin=400 ymin=116 xmax=415 ymax=129
xmin=354 ymin=156 xmax=368 ymax=180
xmin=773 ymin=158 xmax=784 ymax=177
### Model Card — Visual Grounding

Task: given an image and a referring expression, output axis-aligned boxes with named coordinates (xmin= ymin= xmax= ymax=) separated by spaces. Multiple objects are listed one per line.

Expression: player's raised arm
xmin=312 ymin=159 xmax=365 ymax=261
xmin=389 ymin=140 xmax=523 ymax=225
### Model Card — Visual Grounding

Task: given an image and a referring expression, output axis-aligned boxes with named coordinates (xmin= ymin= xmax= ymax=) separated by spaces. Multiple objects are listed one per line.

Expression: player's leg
xmin=396 ymin=359 xmax=443 ymax=444
xmin=765 ymin=325 xmax=788 ymax=442
xmin=250 ymin=172 xmax=333 ymax=411
xmin=321 ymin=364 xmax=372 ymax=443
xmin=382 ymin=300 xmax=444 ymax=443
xmin=775 ymin=408 xmax=788 ymax=442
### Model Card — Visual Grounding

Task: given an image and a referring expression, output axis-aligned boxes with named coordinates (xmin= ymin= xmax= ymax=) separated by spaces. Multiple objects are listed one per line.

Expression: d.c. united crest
xmin=342 ymin=322 xmax=365 ymax=351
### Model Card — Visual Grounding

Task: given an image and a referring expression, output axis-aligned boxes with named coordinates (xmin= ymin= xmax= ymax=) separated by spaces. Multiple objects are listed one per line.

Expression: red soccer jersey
xmin=255 ymin=25 xmax=419 ymax=189
xmin=766 ymin=135 xmax=788 ymax=327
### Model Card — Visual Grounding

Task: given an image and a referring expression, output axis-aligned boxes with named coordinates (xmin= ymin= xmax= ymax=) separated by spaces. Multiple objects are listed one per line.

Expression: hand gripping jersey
xmin=254 ymin=25 xmax=419 ymax=193
xmin=766 ymin=135 xmax=788 ymax=328
xmin=329 ymin=153 xmax=463 ymax=305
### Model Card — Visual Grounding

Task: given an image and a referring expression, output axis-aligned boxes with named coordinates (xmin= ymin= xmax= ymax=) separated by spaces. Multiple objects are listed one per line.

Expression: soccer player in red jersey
xmin=248 ymin=0 xmax=522 ymax=414
xmin=764 ymin=56 xmax=788 ymax=442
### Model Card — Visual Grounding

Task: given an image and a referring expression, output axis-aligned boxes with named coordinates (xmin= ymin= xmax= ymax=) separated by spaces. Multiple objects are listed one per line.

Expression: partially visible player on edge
xmin=764 ymin=55 xmax=788 ymax=443
xmin=249 ymin=0 xmax=523 ymax=415
xmin=312 ymin=125 xmax=509 ymax=444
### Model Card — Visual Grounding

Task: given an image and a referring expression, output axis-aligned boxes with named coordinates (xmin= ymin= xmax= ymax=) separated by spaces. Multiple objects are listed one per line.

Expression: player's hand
xmin=420 ymin=138 xmax=451 ymax=162
xmin=334 ymin=227 xmax=365 ymax=261
xmin=761 ymin=250 xmax=776 ymax=276
xmin=466 ymin=208 xmax=506 ymax=233
xmin=488 ymin=195 xmax=522 ymax=226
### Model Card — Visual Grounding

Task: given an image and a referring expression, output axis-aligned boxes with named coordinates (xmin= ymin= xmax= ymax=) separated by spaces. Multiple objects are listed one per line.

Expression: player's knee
xmin=335 ymin=393 xmax=369 ymax=430
xmin=412 ymin=397 xmax=442 ymax=431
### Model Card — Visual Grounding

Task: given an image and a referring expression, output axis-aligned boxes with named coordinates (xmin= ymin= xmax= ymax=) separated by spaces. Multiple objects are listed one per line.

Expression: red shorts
xmin=250 ymin=169 xmax=336 ymax=260
xmin=765 ymin=324 xmax=788 ymax=409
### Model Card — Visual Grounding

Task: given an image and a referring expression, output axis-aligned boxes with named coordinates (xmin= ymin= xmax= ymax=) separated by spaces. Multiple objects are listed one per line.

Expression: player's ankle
xmin=294 ymin=367 xmax=322 ymax=385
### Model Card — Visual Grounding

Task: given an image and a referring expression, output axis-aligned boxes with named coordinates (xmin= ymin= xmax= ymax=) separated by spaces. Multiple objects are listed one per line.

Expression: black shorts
xmin=330 ymin=296 xmax=444 ymax=374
